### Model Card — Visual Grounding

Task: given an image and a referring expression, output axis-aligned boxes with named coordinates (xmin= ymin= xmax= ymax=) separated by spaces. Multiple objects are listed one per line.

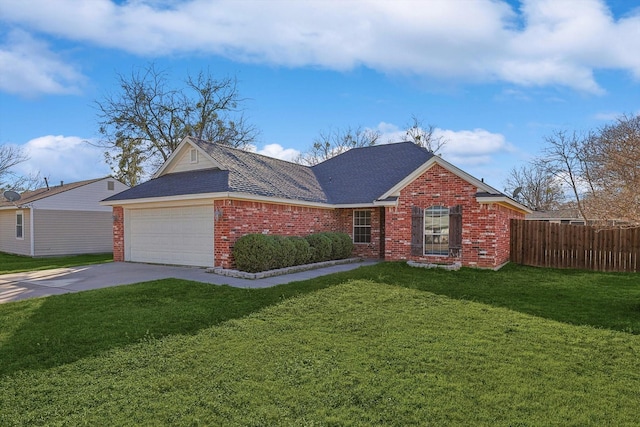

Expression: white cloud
xmin=254 ymin=143 xmax=301 ymax=162
xmin=2 ymin=0 xmax=640 ymax=95
xmin=12 ymin=135 xmax=111 ymax=183
xmin=0 ymin=29 xmax=86 ymax=96
xmin=437 ymin=129 xmax=511 ymax=158
xmin=373 ymin=122 xmax=511 ymax=167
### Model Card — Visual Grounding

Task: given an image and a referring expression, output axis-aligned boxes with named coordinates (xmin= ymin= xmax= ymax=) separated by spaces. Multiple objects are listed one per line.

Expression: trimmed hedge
xmin=305 ymin=234 xmax=332 ymax=263
xmin=232 ymin=234 xmax=278 ymax=273
xmin=232 ymin=232 xmax=353 ymax=273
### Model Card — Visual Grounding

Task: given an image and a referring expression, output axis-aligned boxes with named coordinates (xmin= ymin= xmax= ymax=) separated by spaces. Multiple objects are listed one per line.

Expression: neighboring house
xmin=526 ymin=208 xmax=586 ymax=225
xmin=0 ymin=177 xmax=129 ymax=256
xmin=102 ymin=137 xmax=530 ymax=269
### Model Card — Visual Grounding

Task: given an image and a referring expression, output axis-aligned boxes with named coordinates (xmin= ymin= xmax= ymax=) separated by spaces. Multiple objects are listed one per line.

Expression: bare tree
xmin=539 ymin=115 xmax=640 ymax=227
xmin=0 ymin=144 xmax=29 ymax=191
xmin=503 ymin=161 xmax=565 ymax=211
xmin=539 ymin=130 xmax=593 ymax=220
xmin=401 ymin=115 xmax=447 ymax=153
xmin=95 ymin=63 xmax=258 ymax=186
xmin=580 ymin=114 xmax=640 ymax=226
xmin=297 ymin=126 xmax=381 ymax=165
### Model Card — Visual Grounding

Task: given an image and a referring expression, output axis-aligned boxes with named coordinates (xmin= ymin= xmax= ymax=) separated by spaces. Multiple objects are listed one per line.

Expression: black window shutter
xmin=449 ymin=205 xmax=462 ymax=257
xmin=411 ymin=206 xmax=424 ymax=256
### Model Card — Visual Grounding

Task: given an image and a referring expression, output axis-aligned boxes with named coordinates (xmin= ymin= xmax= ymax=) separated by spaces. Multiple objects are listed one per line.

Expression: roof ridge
xmin=191 ymin=138 xmax=308 ymax=170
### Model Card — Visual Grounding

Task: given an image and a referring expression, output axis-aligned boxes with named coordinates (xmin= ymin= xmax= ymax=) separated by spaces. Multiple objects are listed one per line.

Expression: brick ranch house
xmin=102 ymin=137 xmax=530 ymax=269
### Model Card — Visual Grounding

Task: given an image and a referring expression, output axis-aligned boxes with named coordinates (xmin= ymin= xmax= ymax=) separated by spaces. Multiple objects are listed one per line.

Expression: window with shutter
xmin=424 ymin=206 xmax=449 ymax=255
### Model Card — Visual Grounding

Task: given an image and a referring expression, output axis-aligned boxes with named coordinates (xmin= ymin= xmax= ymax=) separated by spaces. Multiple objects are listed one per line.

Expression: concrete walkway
xmin=0 ymin=260 xmax=378 ymax=304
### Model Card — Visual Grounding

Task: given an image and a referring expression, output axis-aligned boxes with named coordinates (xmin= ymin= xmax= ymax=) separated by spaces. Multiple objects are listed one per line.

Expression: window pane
xmin=424 ymin=206 xmax=449 ymax=255
xmin=16 ymin=213 xmax=23 ymax=239
xmin=353 ymin=211 xmax=371 ymax=243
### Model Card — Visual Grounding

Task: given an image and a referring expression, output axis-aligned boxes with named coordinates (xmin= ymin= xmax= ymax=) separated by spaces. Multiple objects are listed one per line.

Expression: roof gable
xmin=1 ymin=177 xmax=122 ymax=209
xmin=155 ymin=138 xmax=221 ymax=177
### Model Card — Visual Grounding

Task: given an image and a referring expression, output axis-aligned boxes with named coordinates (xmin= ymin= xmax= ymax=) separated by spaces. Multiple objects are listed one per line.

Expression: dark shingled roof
xmin=103 ymin=140 xmax=444 ymax=205
xmin=102 ymin=169 xmax=230 ymax=202
xmin=312 ymin=142 xmax=434 ymax=204
xmin=193 ymin=139 xmax=327 ymax=203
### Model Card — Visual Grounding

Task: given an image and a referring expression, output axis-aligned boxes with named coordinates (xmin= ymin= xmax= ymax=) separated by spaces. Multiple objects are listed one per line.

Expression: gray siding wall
xmin=33 ymin=210 xmax=113 ymax=256
xmin=33 ymin=178 xmax=128 ymax=211
xmin=0 ymin=209 xmax=31 ymax=255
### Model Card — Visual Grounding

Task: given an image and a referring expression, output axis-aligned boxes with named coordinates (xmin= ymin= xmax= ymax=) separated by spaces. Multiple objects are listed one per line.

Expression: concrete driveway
xmin=0 ymin=260 xmax=378 ymax=304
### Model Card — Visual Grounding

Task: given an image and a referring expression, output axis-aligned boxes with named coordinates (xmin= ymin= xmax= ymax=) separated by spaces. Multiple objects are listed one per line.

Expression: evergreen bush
xmin=232 ymin=234 xmax=278 ymax=273
xmin=232 ymin=232 xmax=354 ymax=273
xmin=305 ymin=233 xmax=333 ymax=263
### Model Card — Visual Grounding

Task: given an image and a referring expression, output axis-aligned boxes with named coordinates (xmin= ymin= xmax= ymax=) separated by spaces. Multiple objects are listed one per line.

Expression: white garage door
xmin=127 ymin=205 xmax=214 ymax=267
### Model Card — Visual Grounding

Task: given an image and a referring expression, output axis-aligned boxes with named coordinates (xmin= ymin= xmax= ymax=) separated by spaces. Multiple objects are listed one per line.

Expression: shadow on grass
xmin=351 ymin=262 xmax=640 ymax=335
xmin=2 ymin=262 xmax=639 ymax=377
xmin=0 ymin=252 xmax=113 ymax=275
xmin=0 ymin=269 xmax=364 ymax=377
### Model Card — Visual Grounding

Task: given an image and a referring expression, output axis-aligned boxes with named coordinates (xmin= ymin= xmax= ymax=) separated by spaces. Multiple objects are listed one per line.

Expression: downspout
xmin=30 ymin=206 xmax=35 ymax=256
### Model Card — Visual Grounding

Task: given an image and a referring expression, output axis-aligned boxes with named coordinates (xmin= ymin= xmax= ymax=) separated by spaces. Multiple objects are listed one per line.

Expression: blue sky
xmin=1 ymin=0 xmax=639 ymax=191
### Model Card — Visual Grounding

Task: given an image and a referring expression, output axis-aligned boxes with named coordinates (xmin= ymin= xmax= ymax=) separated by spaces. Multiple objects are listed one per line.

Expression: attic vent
xmin=107 ymin=181 xmax=115 ymax=191
xmin=190 ymin=149 xmax=198 ymax=163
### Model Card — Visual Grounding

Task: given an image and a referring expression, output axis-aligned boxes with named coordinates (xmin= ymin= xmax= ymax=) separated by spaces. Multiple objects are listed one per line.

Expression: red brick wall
xmin=383 ymin=163 xmax=524 ymax=268
xmin=336 ymin=208 xmax=381 ymax=259
xmin=493 ymin=204 xmax=524 ymax=267
xmin=112 ymin=206 xmax=124 ymax=262
xmin=214 ymin=199 xmax=338 ymax=268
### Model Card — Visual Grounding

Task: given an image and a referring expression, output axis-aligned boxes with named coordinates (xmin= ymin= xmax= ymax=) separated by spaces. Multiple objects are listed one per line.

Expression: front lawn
xmin=1 ymin=263 xmax=640 ymax=425
xmin=0 ymin=252 xmax=113 ymax=274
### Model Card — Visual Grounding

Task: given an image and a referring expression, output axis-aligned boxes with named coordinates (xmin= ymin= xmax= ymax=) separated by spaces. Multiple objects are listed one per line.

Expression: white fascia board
xmin=100 ymin=192 xmax=227 ymax=207
xmin=476 ymin=196 xmax=532 ymax=213
xmin=101 ymin=191 xmax=395 ymax=210
xmin=379 ymin=156 xmax=498 ymax=200
xmin=152 ymin=137 xmax=223 ymax=178
xmin=0 ymin=203 xmax=31 ymax=210
xmin=334 ymin=200 xmax=397 ymax=208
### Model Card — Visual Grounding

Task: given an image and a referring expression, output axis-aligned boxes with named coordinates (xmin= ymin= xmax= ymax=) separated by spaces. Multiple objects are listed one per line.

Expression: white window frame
xmin=190 ymin=148 xmax=198 ymax=163
xmin=16 ymin=211 xmax=24 ymax=240
xmin=353 ymin=210 xmax=371 ymax=244
xmin=107 ymin=180 xmax=115 ymax=191
xmin=424 ymin=206 xmax=449 ymax=255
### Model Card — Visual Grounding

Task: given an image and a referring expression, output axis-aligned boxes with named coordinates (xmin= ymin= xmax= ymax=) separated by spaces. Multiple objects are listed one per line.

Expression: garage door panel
xmin=127 ymin=206 xmax=214 ymax=267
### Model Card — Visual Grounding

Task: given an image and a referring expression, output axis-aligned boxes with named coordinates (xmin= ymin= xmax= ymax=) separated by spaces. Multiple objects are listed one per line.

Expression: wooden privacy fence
xmin=510 ymin=219 xmax=640 ymax=272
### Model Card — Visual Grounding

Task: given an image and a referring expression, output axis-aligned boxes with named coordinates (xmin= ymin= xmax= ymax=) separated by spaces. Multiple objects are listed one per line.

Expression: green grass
xmin=0 ymin=252 xmax=113 ymax=274
xmin=350 ymin=262 xmax=640 ymax=334
xmin=1 ymin=263 xmax=640 ymax=425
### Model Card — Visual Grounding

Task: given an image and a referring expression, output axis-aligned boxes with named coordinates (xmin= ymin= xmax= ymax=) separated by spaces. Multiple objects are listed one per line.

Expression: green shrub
xmin=289 ymin=236 xmax=312 ymax=266
xmin=233 ymin=232 xmax=353 ymax=273
xmin=315 ymin=232 xmax=353 ymax=260
xmin=305 ymin=233 xmax=332 ymax=263
xmin=273 ymin=236 xmax=297 ymax=269
xmin=335 ymin=232 xmax=354 ymax=259
xmin=319 ymin=232 xmax=343 ymax=260
xmin=232 ymin=234 xmax=278 ymax=273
